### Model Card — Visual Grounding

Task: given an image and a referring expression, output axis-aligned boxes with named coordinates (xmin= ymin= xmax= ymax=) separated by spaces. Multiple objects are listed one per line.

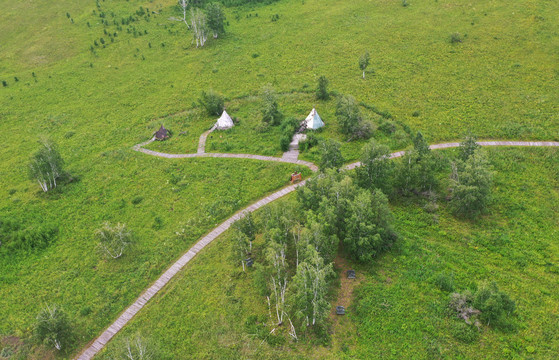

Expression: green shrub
xmin=451 ymin=321 xmax=479 ymax=343
xmin=434 ymin=272 xmax=455 ymax=292
xmin=34 ymin=305 xmax=72 ymax=350
xmin=450 ymin=32 xmax=463 ymax=43
xmin=316 ymin=75 xmax=329 ymax=100
xmin=198 ymin=90 xmax=225 ymax=116
xmin=299 ymin=132 xmax=320 ymax=152
xmin=473 ymin=281 xmax=516 ymax=327
xmin=318 ymin=139 xmax=344 ymax=171
xmin=280 ymin=135 xmax=291 ymax=152
xmin=261 ymin=85 xmax=283 ymax=125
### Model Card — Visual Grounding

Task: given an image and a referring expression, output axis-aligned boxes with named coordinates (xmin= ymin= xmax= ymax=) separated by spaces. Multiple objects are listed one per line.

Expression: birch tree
xmin=292 ymin=245 xmax=333 ymax=327
xmin=34 ymin=304 xmax=71 ymax=351
xmin=265 ymin=230 xmax=289 ymax=325
xmin=344 ymin=189 xmax=397 ymax=263
xmin=111 ymin=335 xmax=159 ymax=360
xmin=355 ymin=139 xmax=394 ymax=194
xmin=359 ymin=51 xmax=370 ymax=79
xmin=28 ymin=139 xmax=65 ymax=192
xmin=191 ymin=8 xmax=208 ymax=48
xmin=449 ymin=148 xmax=493 ymax=218
xmin=96 ymin=222 xmax=132 ymax=259
xmin=206 ymin=2 xmax=226 ymax=39
xmin=232 ymin=230 xmax=250 ymax=271
xmin=234 ymin=211 xmax=257 ymax=252
xmin=178 ymin=0 xmax=189 ymax=28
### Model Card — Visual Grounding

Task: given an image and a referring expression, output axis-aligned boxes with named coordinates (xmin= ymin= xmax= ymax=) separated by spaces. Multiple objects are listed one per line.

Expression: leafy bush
xmin=336 ymin=95 xmax=372 ymax=140
xmin=299 ymin=132 xmax=320 ymax=152
xmin=355 ymin=139 xmax=394 ymax=194
xmin=449 ymin=281 xmax=516 ymax=330
xmin=316 ymin=75 xmax=329 ymax=100
xmin=473 ymin=281 xmax=516 ymax=327
xmin=434 ymin=272 xmax=455 ymax=292
xmin=451 ymin=321 xmax=479 ymax=343
xmin=0 ymin=217 xmax=58 ymax=254
xmin=280 ymin=135 xmax=291 ymax=152
xmin=449 ymin=148 xmax=493 ymax=218
xmin=261 ymin=85 xmax=283 ymax=125
xmin=198 ymin=90 xmax=225 ymax=116
xmin=28 ymin=139 xmax=65 ymax=192
xmin=318 ymin=139 xmax=344 ymax=171
xmin=450 ymin=32 xmax=463 ymax=43
xmin=34 ymin=305 xmax=72 ymax=350
xmin=344 ymin=189 xmax=397 ymax=263
xmin=279 ymin=117 xmax=299 ymax=151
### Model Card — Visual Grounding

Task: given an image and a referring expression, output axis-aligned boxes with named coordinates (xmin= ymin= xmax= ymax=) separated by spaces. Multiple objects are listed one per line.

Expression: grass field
xmin=95 ymin=147 xmax=559 ymax=359
xmin=0 ymin=0 xmax=558 ymax=358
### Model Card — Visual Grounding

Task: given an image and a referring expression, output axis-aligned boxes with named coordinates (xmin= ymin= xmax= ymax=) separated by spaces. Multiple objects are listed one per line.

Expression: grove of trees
xmin=231 ymin=169 xmax=398 ymax=337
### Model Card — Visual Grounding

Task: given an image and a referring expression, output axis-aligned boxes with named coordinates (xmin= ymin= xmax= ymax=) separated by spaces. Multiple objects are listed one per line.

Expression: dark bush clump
xmin=199 ymin=90 xmax=225 ymax=116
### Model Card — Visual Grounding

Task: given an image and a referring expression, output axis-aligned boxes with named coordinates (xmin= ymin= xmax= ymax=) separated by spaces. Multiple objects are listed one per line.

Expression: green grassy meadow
xmin=0 ymin=0 xmax=558 ymax=358
xmin=95 ymin=147 xmax=559 ymax=359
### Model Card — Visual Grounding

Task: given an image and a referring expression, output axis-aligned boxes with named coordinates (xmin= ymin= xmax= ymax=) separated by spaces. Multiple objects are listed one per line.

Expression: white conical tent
xmin=215 ymin=110 xmax=234 ymax=130
xmin=305 ymin=108 xmax=324 ymax=130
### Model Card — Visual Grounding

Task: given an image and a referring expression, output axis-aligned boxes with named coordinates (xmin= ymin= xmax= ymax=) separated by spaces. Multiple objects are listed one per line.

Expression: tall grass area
xmin=96 ymin=147 xmax=558 ymax=359
xmin=0 ymin=156 xmax=307 ymax=357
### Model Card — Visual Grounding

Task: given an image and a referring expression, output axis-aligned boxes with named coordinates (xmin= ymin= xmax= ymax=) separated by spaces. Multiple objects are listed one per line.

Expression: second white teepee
xmin=305 ymin=108 xmax=324 ymax=130
xmin=215 ymin=110 xmax=234 ymax=130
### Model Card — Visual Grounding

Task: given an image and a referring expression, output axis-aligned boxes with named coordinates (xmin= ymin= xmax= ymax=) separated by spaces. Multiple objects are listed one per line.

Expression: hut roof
xmin=154 ymin=125 xmax=169 ymax=140
xmin=215 ymin=110 xmax=234 ymax=130
xmin=305 ymin=108 xmax=324 ymax=130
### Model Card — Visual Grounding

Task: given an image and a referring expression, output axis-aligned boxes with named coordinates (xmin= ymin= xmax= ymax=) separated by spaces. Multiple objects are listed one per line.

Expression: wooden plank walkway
xmin=197 ymin=125 xmax=217 ymax=154
xmin=344 ymin=141 xmax=559 ymax=170
xmin=75 ymin=180 xmax=308 ymax=360
xmin=76 ymin=139 xmax=559 ymax=359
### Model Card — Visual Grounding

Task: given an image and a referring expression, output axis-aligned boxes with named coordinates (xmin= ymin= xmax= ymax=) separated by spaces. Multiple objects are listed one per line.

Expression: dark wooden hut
xmin=154 ymin=125 xmax=169 ymax=141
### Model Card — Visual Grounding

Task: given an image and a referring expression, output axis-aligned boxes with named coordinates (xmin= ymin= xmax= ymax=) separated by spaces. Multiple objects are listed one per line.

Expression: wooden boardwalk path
xmin=76 ymin=140 xmax=558 ymax=359
xmin=197 ymin=125 xmax=217 ymax=154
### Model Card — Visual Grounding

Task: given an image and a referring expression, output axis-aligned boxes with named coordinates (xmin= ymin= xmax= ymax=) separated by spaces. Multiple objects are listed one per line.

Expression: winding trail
xmin=76 ymin=140 xmax=558 ymax=360
xmin=133 ymin=135 xmax=319 ymax=171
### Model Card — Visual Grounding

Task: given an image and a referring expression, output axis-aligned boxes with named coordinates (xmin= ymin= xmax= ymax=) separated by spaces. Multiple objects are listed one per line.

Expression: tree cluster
xmin=231 ymin=170 xmax=398 ymax=337
xmin=28 ymin=139 xmax=65 ymax=192
xmin=336 ymin=95 xmax=373 ymax=141
xmin=449 ymin=281 xmax=516 ymax=330
xmin=178 ymin=1 xmax=227 ymax=48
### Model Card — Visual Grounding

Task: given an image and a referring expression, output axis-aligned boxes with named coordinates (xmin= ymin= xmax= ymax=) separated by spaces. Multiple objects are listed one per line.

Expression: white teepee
xmin=215 ymin=110 xmax=234 ymax=130
xmin=305 ymin=108 xmax=324 ymax=130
